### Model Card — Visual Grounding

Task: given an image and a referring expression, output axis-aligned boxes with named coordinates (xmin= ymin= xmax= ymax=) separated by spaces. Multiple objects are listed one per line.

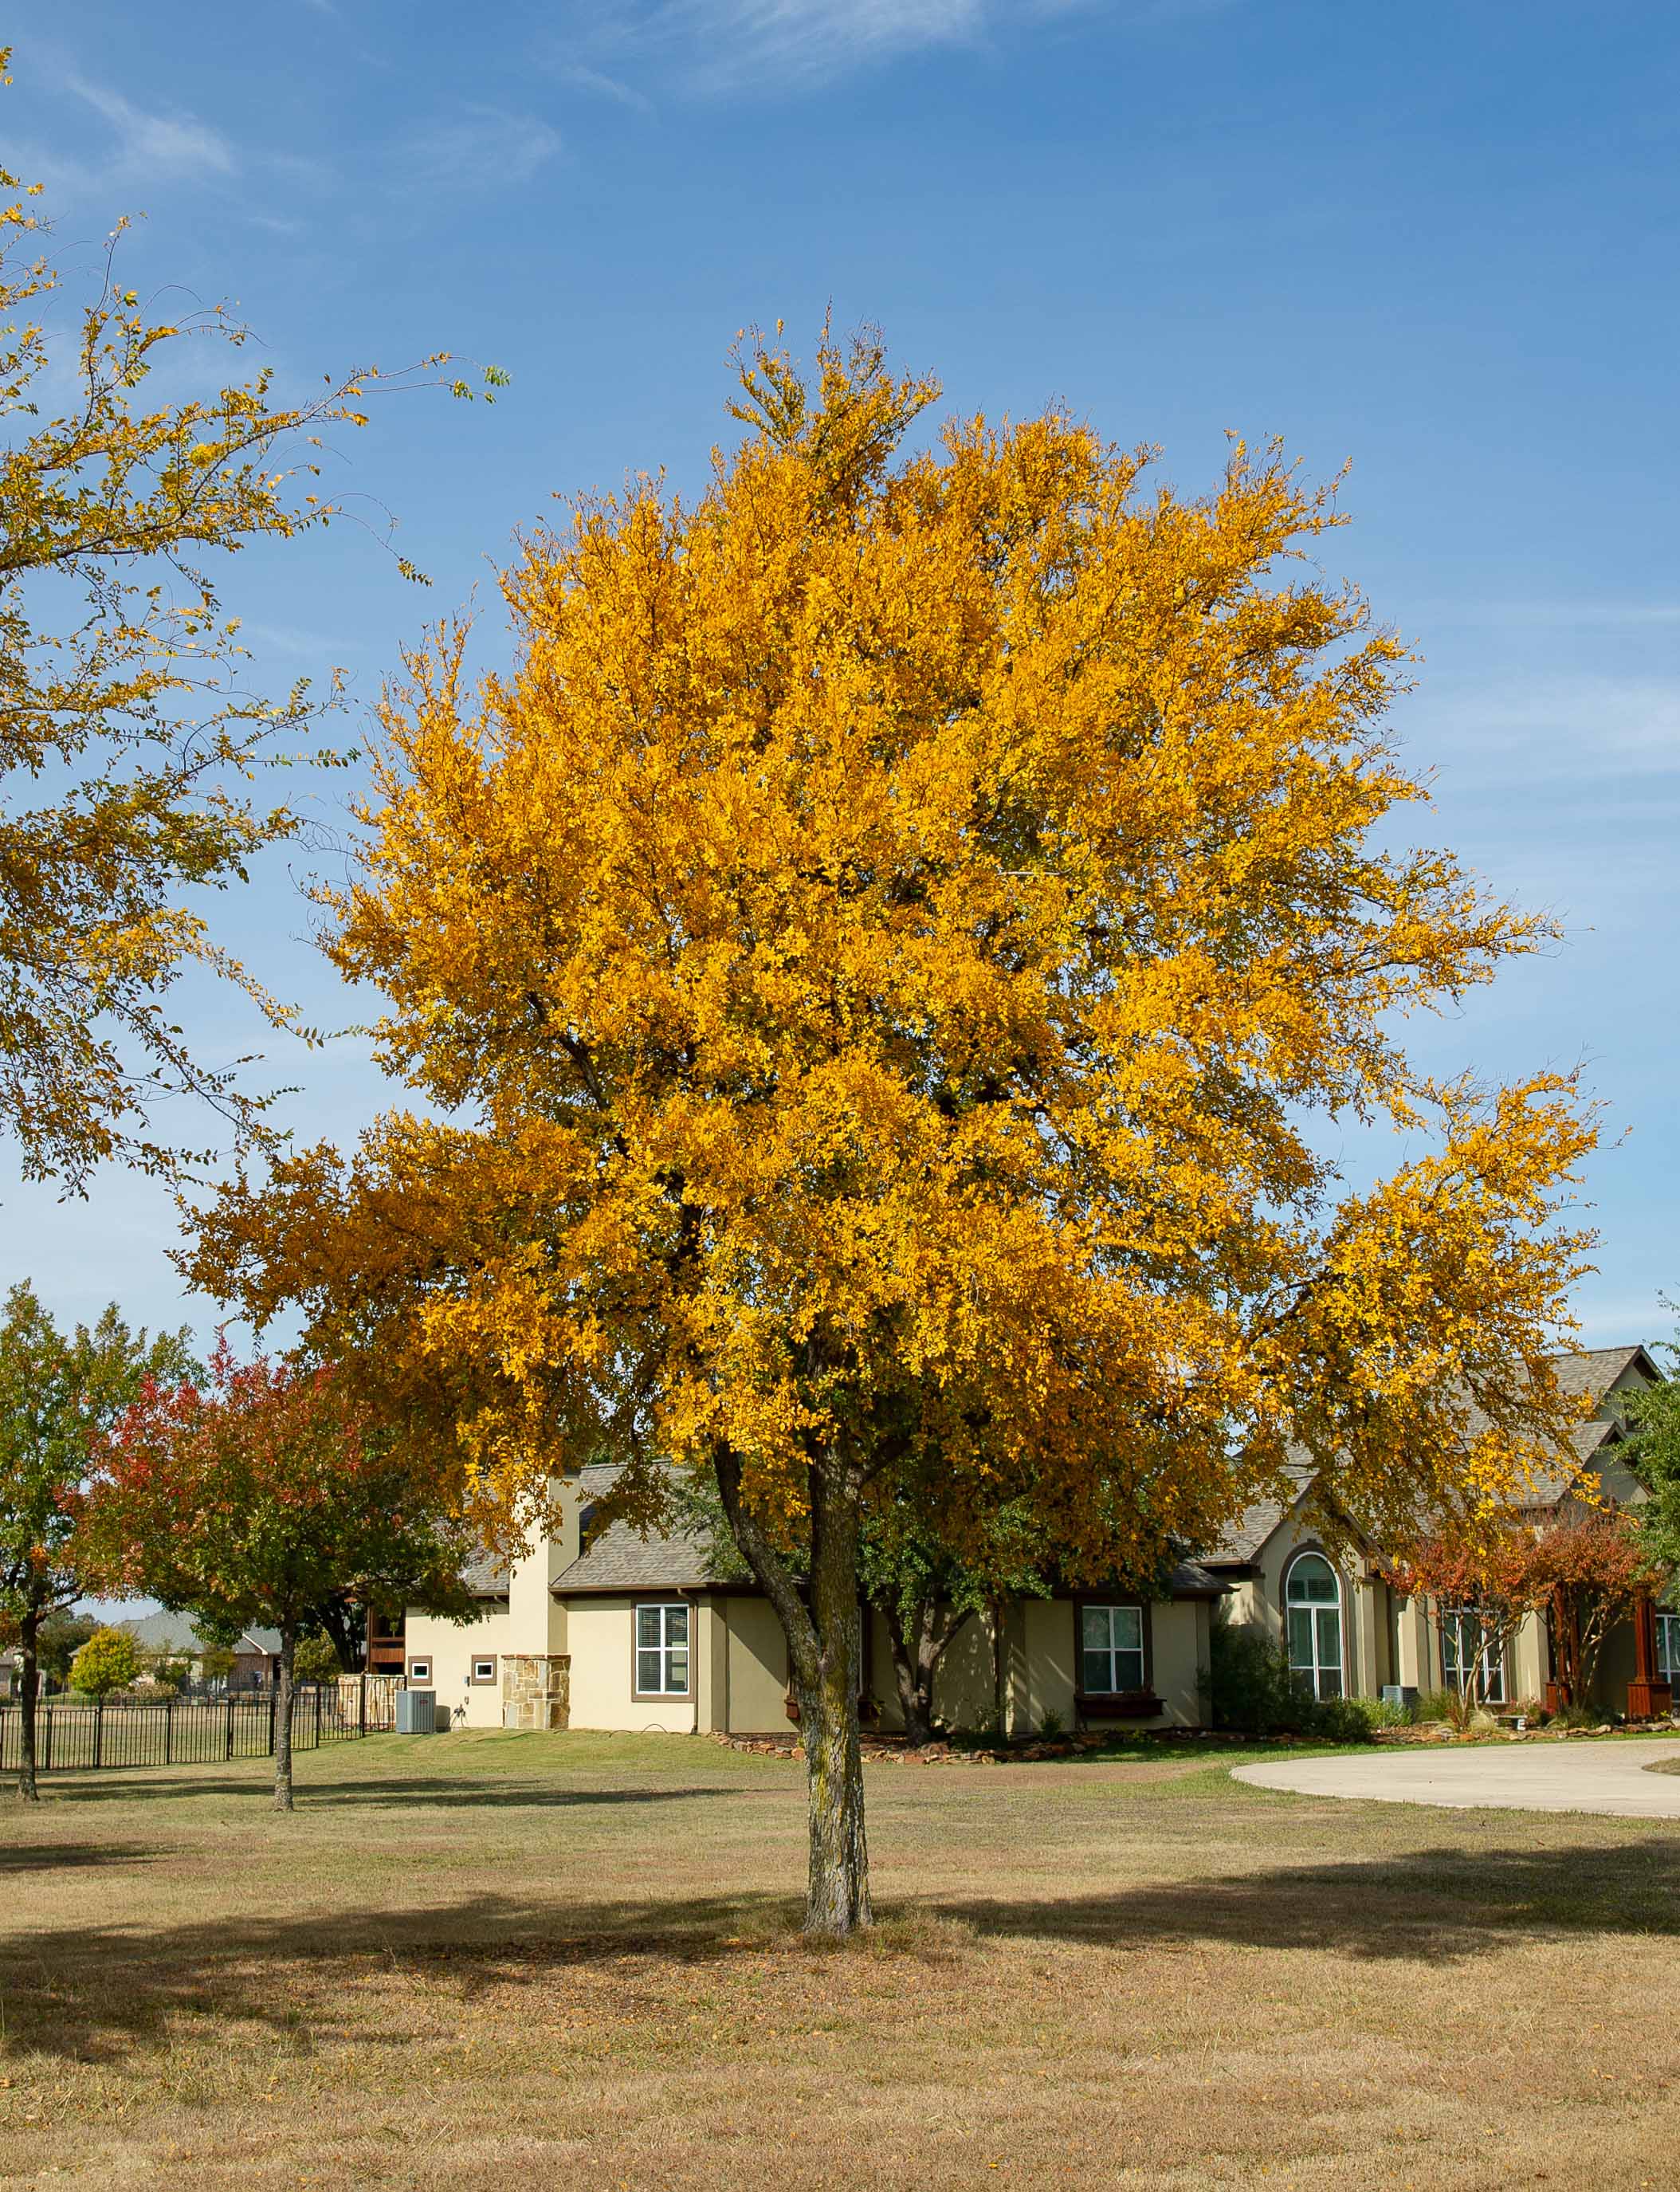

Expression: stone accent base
xmin=502 ymin=1653 xmax=570 ymax=1730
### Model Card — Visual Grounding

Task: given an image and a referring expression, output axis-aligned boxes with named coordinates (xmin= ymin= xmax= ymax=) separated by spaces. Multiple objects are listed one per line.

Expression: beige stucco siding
xmin=721 ymin=1596 xmax=788 ymax=1733
xmin=565 ymin=1596 xmax=702 ymax=1732
xmin=1021 ymin=1599 xmax=1077 ymax=1730
xmin=403 ymin=1601 xmax=515 ymax=1728
xmin=1149 ymin=1600 xmax=1207 ymax=1726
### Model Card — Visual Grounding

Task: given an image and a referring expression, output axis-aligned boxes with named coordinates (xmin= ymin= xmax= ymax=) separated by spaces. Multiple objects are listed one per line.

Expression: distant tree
xmin=69 ymin=1626 xmax=139 ymax=1697
xmin=1621 ymin=1328 xmax=1680 ymax=1575
xmin=198 ymin=1644 xmax=237 ymax=1689
xmin=0 ymin=1282 xmax=196 ymax=1797
xmin=292 ymin=1632 xmax=343 ymax=1686
xmin=35 ymin=1612 xmax=97 ymax=1685
xmin=81 ymin=1342 xmax=479 ymax=1809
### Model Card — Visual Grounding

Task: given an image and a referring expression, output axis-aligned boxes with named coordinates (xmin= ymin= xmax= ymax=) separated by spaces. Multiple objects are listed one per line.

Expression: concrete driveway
xmin=1234 ymin=1735 xmax=1680 ymax=1817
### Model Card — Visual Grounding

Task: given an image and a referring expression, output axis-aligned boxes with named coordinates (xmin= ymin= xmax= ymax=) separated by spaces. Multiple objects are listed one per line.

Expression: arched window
xmin=1285 ymin=1551 xmax=1344 ymax=1700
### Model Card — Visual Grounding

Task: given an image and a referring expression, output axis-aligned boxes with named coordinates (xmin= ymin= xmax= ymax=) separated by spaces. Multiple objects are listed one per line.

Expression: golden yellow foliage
xmin=189 ymin=323 xmax=1595 ymax=1928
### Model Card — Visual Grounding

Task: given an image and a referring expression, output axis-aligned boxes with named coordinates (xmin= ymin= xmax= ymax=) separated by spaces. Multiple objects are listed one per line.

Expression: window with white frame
xmin=470 ymin=1656 xmax=497 ymax=1684
xmin=1285 ymin=1553 xmax=1344 ymax=1700
xmin=408 ymin=1659 xmax=431 ymax=1682
xmin=1079 ymin=1605 xmax=1145 ymax=1695
xmin=1439 ymin=1607 xmax=1505 ymax=1703
xmin=635 ymin=1602 xmax=690 ymax=1696
xmin=1658 ymin=1613 xmax=1680 ymax=1683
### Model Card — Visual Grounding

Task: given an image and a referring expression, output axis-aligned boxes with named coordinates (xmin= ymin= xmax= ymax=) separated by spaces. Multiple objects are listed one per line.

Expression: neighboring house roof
xmin=115 ymin=1612 xmax=281 ymax=1657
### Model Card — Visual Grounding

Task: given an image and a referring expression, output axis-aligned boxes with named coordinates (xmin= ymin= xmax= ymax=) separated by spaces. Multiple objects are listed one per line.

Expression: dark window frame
xmin=469 ymin=1655 xmax=499 ymax=1686
xmin=407 ymin=1658 xmax=432 ymax=1683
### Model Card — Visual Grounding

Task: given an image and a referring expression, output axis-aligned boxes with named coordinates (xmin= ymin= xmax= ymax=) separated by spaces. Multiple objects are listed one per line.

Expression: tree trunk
xmin=17 ymin=1605 xmax=40 ymax=1802
xmin=883 ymin=1598 xmax=975 ymax=1747
xmin=273 ymin=1624 xmax=296 ymax=1812
xmin=716 ymin=1444 xmax=871 ymax=1937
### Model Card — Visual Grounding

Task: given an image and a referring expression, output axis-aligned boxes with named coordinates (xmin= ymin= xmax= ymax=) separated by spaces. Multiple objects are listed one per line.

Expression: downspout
xmin=689 ymin=1590 xmax=701 ymax=1735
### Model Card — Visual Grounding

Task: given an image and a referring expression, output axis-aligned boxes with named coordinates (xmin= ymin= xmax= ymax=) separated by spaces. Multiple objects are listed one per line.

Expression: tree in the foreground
xmin=0 ymin=1281 xmax=195 ymax=1797
xmin=1528 ymin=1510 xmax=1662 ymax=1708
xmin=190 ymin=329 xmax=1596 ymax=1931
xmin=80 ymin=1344 xmax=478 ymax=1809
xmin=69 ymin=1626 xmax=139 ymax=1697
xmin=0 ymin=61 xmax=500 ymax=1189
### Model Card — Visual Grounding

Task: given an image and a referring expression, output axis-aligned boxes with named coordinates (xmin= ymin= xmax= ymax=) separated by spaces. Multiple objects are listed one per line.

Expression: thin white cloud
xmin=398 ymin=106 xmax=563 ymax=192
xmin=673 ymin=0 xmax=984 ymax=87
xmin=1411 ymin=675 xmax=1680 ymax=784
xmin=66 ymin=75 xmax=237 ymax=181
xmin=559 ymin=62 xmax=657 ymax=114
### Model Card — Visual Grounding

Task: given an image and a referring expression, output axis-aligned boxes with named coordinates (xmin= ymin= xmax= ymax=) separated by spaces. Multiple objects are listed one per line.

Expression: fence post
xmin=268 ymin=1683 xmax=277 ymax=1757
xmin=165 ymin=1696 xmax=174 ymax=1766
xmin=313 ymin=1683 xmax=322 ymax=1749
xmin=226 ymin=1693 xmax=234 ymax=1762
xmin=359 ymin=1673 xmax=367 ymax=1738
xmin=94 ymin=1696 xmax=104 ymax=1771
xmin=43 ymin=1703 xmax=52 ymax=1774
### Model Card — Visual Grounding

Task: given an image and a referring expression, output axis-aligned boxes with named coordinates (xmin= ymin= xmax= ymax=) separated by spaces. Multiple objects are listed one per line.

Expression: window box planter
xmin=1077 ymin=1690 xmax=1164 ymax=1721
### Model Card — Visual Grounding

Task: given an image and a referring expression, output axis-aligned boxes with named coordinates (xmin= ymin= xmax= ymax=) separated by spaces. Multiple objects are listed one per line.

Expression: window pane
xmin=1318 ymin=1665 xmax=1342 ymax=1699
xmin=1316 ymin=1606 xmax=1341 ymax=1675
xmin=1289 ymin=1554 xmax=1337 ymax=1604
xmin=1287 ymin=1609 xmax=1313 ymax=1670
xmin=1113 ymin=1607 xmax=1142 ymax=1652
xmin=1081 ymin=1608 xmax=1109 ymax=1652
xmin=665 ymin=1652 xmax=689 ymax=1694
xmin=667 ymin=1605 xmax=689 ymax=1646
xmin=637 ymin=1606 xmax=661 ymax=1648
xmin=637 ymin=1649 xmax=663 ymax=1692
xmin=1116 ymin=1648 xmax=1145 ymax=1693
xmin=1081 ymin=1649 xmax=1112 ymax=1694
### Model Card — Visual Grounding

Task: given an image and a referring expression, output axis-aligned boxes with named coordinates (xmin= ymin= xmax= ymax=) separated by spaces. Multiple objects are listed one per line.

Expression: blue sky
xmin=6 ymin=0 xmax=1678 ymax=1353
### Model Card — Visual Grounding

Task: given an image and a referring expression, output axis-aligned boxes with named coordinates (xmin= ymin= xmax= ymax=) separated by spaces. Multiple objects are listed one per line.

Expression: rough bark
xmin=882 ymin=1597 xmax=975 ymax=1747
xmin=273 ymin=1624 xmax=296 ymax=1812
xmin=716 ymin=1443 xmax=871 ymax=1936
xmin=17 ymin=1605 xmax=40 ymax=1802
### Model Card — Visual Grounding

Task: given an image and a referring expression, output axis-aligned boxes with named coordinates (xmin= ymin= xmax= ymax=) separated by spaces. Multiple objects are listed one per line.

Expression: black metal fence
xmin=0 ymin=1684 xmax=374 ymax=1774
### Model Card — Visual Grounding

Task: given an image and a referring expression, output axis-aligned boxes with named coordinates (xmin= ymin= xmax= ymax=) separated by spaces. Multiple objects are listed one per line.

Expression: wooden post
xmin=1627 ymin=1593 xmax=1672 ymax=1721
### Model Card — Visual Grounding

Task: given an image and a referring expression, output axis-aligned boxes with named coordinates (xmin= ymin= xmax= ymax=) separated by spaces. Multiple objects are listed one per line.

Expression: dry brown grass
xmin=2 ymin=1730 xmax=1679 ymax=2188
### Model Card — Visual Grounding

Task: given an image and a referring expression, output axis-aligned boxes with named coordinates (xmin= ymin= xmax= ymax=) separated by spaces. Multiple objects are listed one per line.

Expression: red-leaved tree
xmin=80 ymin=1343 xmax=477 ymax=1809
xmin=1390 ymin=1528 xmax=1544 ymax=1713
xmin=1528 ymin=1510 xmax=1663 ymax=1708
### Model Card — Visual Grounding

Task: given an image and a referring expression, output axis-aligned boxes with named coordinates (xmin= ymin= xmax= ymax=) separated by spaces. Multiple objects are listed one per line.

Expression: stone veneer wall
xmin=502 ymin=1653 xmax=571 ymax=1730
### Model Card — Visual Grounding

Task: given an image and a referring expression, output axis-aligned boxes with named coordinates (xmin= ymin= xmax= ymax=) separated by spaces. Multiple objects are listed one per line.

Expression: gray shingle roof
xmin=551 ymin=1511 xmax=717 ymax=1595
xmin=459 ymin=1550 xmax=512 ymax=1597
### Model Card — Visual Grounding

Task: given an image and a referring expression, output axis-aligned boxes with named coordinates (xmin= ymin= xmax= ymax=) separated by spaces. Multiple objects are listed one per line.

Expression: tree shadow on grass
xmin=6 ymin=1837 xmax=1680 ymax=2066
xmin=0 ymin=1842 xmax=158 ymax=1873
xmin=39 ymin=1774 xmax=757 ymax=1809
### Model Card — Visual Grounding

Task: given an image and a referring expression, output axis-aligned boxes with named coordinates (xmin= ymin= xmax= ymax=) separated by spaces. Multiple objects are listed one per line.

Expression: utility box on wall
xmin=395 ymin=1687 xmax=436 ymax=1734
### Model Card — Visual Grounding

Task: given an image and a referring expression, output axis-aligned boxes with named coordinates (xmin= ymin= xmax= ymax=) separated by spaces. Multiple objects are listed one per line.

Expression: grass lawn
xmin=3 ymin=1731 xmax=1679 ymax=2188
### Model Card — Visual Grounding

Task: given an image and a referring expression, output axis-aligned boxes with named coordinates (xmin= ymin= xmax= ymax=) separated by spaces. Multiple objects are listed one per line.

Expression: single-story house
xmin=404 ymin=1345 xmax=1669 ymax=1737
xmin=116 ymin=1612 xmax=284 ymax=1690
